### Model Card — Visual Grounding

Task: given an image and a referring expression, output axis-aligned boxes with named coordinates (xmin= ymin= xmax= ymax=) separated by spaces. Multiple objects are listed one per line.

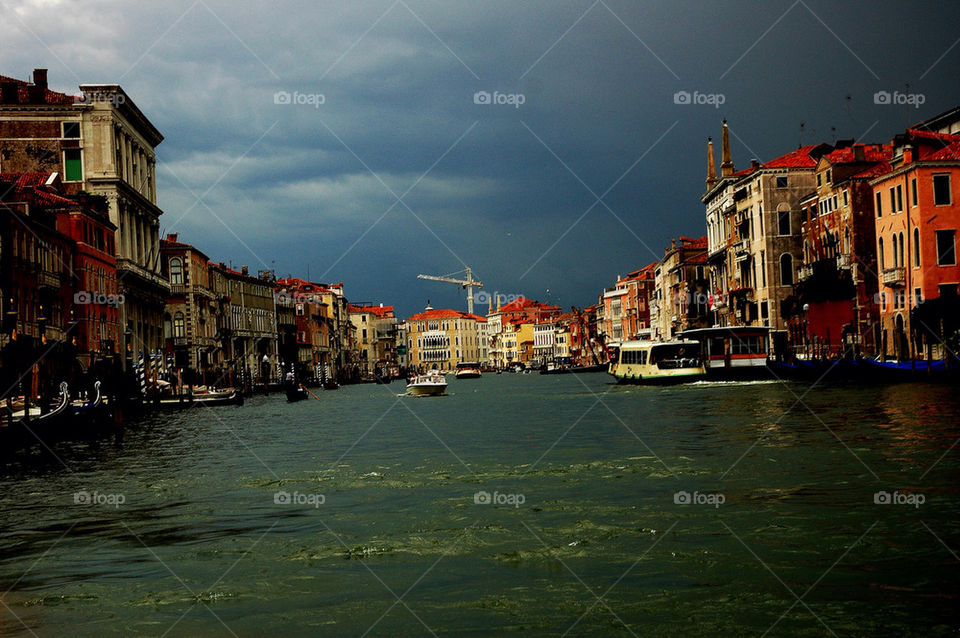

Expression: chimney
xmin=33 ymin=69 xmax=48 ymax=91
xmin=166 ymin=232 xmax=178 ymax=242
xmin=853 ymin=145 xmax=865 ymax=162
xmin=27 ymin=69 xmax=47 ymax=103
xmin=750 ymin=158 xmax=760 ymax=169
xmin=1 ymin=82 xmax=19 ymax=104
xmin=241 ymin=265 xmax=249 ymax=276
xmin=671 ymin=238 xmax=677 ymax=249
xmin=706 ymin=137 xmax=717 ymax=190
xmin=720 ymin=120 xmax=734 ymax=177
xmin=902 ymin=145 xmax=914 ymax=164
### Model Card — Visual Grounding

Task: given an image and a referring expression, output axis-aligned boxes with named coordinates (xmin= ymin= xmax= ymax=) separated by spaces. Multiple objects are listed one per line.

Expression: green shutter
xmin=64 ymin=150 xmax=83 ymax=181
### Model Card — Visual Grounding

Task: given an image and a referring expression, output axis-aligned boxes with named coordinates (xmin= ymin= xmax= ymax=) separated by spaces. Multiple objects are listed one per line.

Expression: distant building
xmin=159 ymin=234 xmax=219 ymax=383
xmin=209 ymin=263 xmax=277 ymax=387
xmin=348 ymin=303 xmax=398 ymax=374
xmin=651 ymin=237 xmax=708 ymax=340
xmin=406 ymin=305 xmax=487 ymax=372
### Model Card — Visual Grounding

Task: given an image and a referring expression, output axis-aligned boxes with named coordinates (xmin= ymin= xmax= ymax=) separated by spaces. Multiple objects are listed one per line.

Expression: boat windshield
xmin=649 ymin=344 xmax=701 ymax=369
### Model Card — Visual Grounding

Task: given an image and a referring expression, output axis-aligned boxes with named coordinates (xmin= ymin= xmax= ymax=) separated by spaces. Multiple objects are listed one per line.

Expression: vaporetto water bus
xmin=608 ymin=340 xmax=706 ymax=384
xmin=678 ymin=326 xmax=772 ymax=380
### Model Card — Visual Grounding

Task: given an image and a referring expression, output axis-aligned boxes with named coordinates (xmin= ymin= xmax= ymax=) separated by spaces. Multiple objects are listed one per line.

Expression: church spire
xmin=706 ymin=136 xmax=717 ymax=190
xmin=720 ymin=120 xmax=734 ymax=177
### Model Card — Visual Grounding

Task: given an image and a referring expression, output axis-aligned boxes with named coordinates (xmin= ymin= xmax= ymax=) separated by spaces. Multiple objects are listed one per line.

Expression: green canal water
xmin=1 ymin=373 xmax=958 ymax=636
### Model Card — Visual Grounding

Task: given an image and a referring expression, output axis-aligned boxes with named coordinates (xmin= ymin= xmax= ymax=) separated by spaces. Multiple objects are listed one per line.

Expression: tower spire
xmin=706 ymin=136 xmax=717 ymax=190
xmin=720 ymin=120 xmax=734 ymax=177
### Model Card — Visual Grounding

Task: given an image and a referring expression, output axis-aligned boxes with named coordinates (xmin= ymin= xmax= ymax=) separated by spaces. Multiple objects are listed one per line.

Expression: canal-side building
xmin=651 ymin=236 xmax=709 ymax=341
xmin=0 ymin=68 xmax=168 ymax=359
xmin=0 ymin=174 xmax=88 ymax=384
xmin=159 ymin=234 xmax=220 ymax=382
xmin=792 ymin=143 xmax=891 ymax=357
xmin=486 ymin=297 xmax=560 ymax=369
xmin=209 ymin=264 xmax=278 ymax=387
xmin=406 ymin=305 xmax=487 ymax=372
xmin=347 ymin=303 xmax=398 ymax=375
xmin=871 ymin=128 xmax=960 ymax=360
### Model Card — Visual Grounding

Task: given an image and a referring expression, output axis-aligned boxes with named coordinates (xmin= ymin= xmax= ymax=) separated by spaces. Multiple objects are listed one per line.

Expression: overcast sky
xmin=3 ymin=0 xmax=959 ymax=317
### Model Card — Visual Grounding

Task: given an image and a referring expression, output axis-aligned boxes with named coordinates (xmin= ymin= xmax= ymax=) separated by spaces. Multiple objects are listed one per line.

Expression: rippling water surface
xmin=1 ymin=373 xmax=958 ymax=636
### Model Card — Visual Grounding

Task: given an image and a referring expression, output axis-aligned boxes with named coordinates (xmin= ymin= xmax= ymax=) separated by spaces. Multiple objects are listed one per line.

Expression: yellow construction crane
xmin=417 ymin=268 xmax=484 ymax=314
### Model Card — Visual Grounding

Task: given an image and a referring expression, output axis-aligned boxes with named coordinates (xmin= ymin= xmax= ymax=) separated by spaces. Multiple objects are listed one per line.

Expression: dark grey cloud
xmin=3 ymin=0 xmax=958 ymax=316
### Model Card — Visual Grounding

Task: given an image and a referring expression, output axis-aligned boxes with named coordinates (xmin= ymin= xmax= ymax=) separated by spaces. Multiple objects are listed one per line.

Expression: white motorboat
xmin=406 ymin=372 xmax=448 ymax=396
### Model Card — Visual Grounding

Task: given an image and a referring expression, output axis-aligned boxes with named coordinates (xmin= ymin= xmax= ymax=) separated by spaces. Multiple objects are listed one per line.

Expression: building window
xmin=896 ymin=185 xmax=903 ymax=212
xmin=780 ymin=253 xmax=794 ymax=286
xmin=64 ymin=149 xmax=83 ymax=182
xmin=817 ymin=173 xmax=822 ymax=187
xmin=936 ymin=230 xmax=956 ymax=265
xmin=62 ymin=121 xmax=80 ymax=138
xmin=776 ymin=176 xmax=788 ymax=188
xmin=169 ymin=258 xmax=183 ymax=284
xmin=911 ymin=178 xmax=918 ymax=207
xmin=899 ymin=232 xmax=904 ymax=268
xmin=173 ymin=312 xmax=185 ymax=338
xmin=933 ymin=174 xmax=951 ymax=206
xmin=892 ymin=234 xmax=898 ymax=268
xmin=876 ymin=192 xmax=882 ymax=217
xmin=889 ymin=188 xmax=896 ymax=215
xmin=843 ymin=190 xmax=848 ymax=207
xmin=777 ymin=209 xmax=791 ymax=236
xmin=914 ymin=228 xmax=921 ymax=267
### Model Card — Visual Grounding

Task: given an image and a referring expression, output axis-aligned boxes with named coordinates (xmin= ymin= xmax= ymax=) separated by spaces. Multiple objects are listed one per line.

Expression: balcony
xmin=169 ymin=283 xmax=186 ymax=296
xmin=38 ymin=269 xmax=61 ymax=288
xmin=836 ymin=254 xmax=851 ymax=270
xmin=733 ymin=239 xmax=750 ymax=261
xmin=797 ymin=265 xmax=814 ymax=281
xmin=882 ymin=267 xmax=905 ymax=287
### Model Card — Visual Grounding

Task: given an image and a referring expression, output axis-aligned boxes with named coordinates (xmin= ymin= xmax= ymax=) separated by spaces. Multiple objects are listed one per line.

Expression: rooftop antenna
xmin=799 ymin=122 xmax=806 ymax=148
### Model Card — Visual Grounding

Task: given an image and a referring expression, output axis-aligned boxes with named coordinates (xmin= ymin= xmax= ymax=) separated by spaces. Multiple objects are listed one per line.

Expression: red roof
xmin=407 ymin=308 xmax=486 ymax=322
xmin=0 ymin=73 xmax=78 ymax=105
xmin=906 ymin=128 xmax=957 ymax=142
xmin=850 ymin=161 xmax=893 ymax=179
xmin=348 ymin=304 xmax=394 ymax=317
xmin=762 ymin=145 xmax=821 ymax=169
xmin=0 ymin=171 xmax=76 ymax=207
xmin=824 ymin=144 xmax=892 ymax=164
xmin=925 ymin=139 xmax=960 ymax=161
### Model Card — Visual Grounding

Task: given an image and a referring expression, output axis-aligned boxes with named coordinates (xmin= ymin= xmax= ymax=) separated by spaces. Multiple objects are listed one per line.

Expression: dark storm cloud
xmin=2 ymin=0 xmax=958 ymax=316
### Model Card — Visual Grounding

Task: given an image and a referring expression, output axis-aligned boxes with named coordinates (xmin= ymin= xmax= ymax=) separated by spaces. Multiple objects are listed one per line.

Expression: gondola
xmin=286 ymin=384 xmax=309 ymax=402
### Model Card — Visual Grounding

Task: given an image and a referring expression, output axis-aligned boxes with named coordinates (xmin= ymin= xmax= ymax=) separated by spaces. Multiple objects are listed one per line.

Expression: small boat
xmin=608 ymin=340 xmax=706 ymax=384
xmin=5 ymin=382 xmax=71 ymax=424
xmin=286 ymin=384 xmax=310 ymax=402
xmin=70 ymin=380 xmax=103 ymax=416
xmin=454 ymin=362 xmax=482 ymax=379
xmin=406 ymin=371 xmax=448 ymax=396
xmin=154 ymin=387 xmax=244 ymax=409
xmin=861 ymin=357 xmax=958 ymax=382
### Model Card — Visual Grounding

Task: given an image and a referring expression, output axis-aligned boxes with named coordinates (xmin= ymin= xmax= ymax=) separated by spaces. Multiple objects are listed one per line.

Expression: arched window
xmin=780 ymin=253 xmax=794 ymax=286
xmin=173 ymin=311 xmax=185 ymax=338
xmin=892 ymin=234 xmax=898 ymax=267
xmin=914 ymin=228 xmax=921 ymax=267
xmin=163 ymin=313 xmax=172 ymax=339
xmin=899 ymin=232 xmax=905 ymax=269
xmin=804 ymin=240 xmax=810 ymax=263
xmin=879 ymin=238 xmax=885 ymax=269
xmin=844 ymin=227 xmax=851 ymax=254
xmin=169 ymin=258 xmax=183 ymax=285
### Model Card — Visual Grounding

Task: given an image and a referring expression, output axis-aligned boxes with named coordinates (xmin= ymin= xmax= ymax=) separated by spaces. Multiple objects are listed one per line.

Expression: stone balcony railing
xmin=882 ymin=267 xmax=905 ymax=287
